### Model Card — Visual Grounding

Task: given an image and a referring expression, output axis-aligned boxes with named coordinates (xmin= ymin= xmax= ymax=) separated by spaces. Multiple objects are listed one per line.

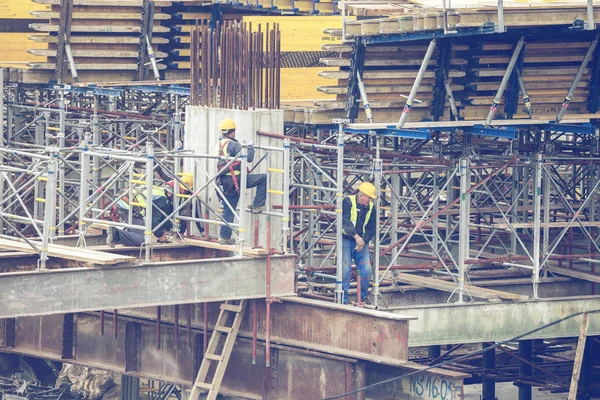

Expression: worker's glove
xmin=247 ymin=139 xmax=254 ymax=147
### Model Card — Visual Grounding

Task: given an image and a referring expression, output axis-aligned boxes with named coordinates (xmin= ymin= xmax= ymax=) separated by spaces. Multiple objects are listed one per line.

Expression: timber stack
xmin=24 ymin=0 xmax=172 ymax=83
xmin=290 ymin=0 xmax=600 ymax=125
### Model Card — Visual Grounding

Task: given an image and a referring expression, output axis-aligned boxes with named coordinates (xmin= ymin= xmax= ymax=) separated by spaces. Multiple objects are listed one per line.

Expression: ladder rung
xmin=214 ymin=325 xmax=233 ymax=333
xmin=220 ymin=304 xmax=243 ymax=312
xmin=204 ymin=353 xmax=224 ymax=361
xmin=194 ymin=382 xmax=214 ymax=390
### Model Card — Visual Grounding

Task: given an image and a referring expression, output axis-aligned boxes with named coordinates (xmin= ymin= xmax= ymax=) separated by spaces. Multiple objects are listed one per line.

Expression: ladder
xmin=189 ymin=299 xmax=247 ymax=400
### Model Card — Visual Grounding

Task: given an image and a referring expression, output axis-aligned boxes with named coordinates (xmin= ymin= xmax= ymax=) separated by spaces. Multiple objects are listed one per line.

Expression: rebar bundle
xmin=190 ymin=21 xmax=281 ymax=110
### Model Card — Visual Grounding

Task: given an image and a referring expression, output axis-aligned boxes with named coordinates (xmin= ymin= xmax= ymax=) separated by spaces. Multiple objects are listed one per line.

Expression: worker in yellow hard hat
xmin=216 ymin=118 xmax=267 ymax=245
xmin=341 ymin=181 xmax=378 ymax=305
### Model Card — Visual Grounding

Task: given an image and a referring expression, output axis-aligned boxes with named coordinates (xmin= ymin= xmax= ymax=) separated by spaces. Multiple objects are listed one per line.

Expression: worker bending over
xmin=341 ymin=182 xmax=378 ymax=304
xmin=106 ymin=175 xmax=192 ymax=247
xmin=216 ymin=118 xmax=267 ymax=245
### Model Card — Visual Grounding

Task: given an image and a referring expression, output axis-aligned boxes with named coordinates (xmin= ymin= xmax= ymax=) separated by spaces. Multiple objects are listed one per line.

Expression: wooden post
xmin=568 ymin=313 xmax=590 ymax=400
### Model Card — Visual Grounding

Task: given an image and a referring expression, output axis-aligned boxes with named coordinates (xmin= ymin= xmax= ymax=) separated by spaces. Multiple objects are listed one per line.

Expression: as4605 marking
xmin=409 ymin=374 xmax=461 ymax=400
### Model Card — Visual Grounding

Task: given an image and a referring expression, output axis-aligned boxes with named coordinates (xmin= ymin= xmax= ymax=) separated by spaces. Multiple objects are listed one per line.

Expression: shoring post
xmin=0 ymin=68 xmax=4 ymax=145
xmin=173 ymin=156 xmax=181 ymax=236
xmin=557 ymin=34 xmax=600 ymax=122
xmin=144 ymin=141 xmax=154 ymax=263
xmin=587 ymin=0 xmax=595 ymax=30
xmin=58 ymin=87 xmax=66 ymax=235
xmin=398 ymin=39 xmax=437 ymax=128
xmin=282 ymin=138 xmax=291 ymax=253
xmin=390 ymin=174 xmax=400 ymax=268
xmin=542 ymin=135 xmax=551 ymax=255
xmin=41 ymin=149 xmax=59 ymax=269
xmin=335 ymin=121 xmax=345 ymax=304
xmin=532 ymin=153 xmax=542 ymax=299
xmin=373 ymin=133 xmax=382 ymax=307
xmin=92 ymin=95 xmax=100 ymax=187
xmin=457 ymin=157 xmax=470 ymax=303
xmin=238 ymin=144 xmax=249 ymax=257
xmin=485 ymin=36 xmax=525 ymax=125
xmin=78 ymin=133 xmax=91 ymax=246
xmin=517 ymin=70 xmax=533 ymax=117
xmin=511 ymin=163 xmax=521 ymax=255
xmin=173 ymin=95 xmax=182 ymax=150
xmin=0 ymin=69 xmax=4 ymax=235
xmin=497 ymin=0 xmax=505 ymax=33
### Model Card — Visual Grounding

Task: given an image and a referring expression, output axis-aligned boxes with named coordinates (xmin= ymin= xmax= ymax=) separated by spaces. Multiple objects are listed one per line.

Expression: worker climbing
xmin=216 ymin=118 xmax=267 ymax=245
xmin=341 ymin=181 xmax=378 ymax=305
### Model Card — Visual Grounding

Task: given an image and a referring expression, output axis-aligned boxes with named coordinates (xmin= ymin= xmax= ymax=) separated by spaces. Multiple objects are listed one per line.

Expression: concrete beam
xmin=392 ymin=295 xmax=600 ymax=346
xmin=0 ymin=255 xmax=296 ymax=318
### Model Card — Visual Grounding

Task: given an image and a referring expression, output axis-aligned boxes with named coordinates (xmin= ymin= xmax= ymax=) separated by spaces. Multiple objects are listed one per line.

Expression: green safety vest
xmin=342 ymin=194 xmax=373 ymax=236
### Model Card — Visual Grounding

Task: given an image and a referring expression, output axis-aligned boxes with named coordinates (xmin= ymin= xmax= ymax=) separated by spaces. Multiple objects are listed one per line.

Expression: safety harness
xmin=216 ymin=137 xmax=241 ymax=191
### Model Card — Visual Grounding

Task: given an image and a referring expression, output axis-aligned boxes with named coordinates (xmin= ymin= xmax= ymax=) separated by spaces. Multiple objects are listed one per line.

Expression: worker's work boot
xmin=219 ymin=238 xmax=236 ymax=245
xmin=250 ymin=205 xmax=266 ymax=214
xmin=106 ymin=227 xmax=116 ymax=248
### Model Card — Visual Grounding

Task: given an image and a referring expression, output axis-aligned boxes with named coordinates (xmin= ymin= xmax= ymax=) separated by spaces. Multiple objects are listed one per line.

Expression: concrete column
xmin=120 ymin=375 xmax=140 ymax=400
xmin=427 ymin=345 xmax=441 ymax=359
xmin=482 ymin=342 xmax=496 ymax=400
xmin=580 ymin=335 xmax=598 ymax=398
xmin=518 ymin=340 xmax=532 ymax=400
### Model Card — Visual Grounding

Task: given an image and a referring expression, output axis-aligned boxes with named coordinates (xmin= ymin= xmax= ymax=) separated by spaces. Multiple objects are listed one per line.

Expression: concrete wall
xmin=184 ymin=106 xmax=285 ymax=250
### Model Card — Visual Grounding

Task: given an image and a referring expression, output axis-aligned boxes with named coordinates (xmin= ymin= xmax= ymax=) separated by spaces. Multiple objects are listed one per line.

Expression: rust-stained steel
xmin=189 ymin=21 xmax=280 ymax=110
xmin=113 ymin=309 xmax=118 ymax=339
xmin=174 ymin=304 xmax=179 ymax=349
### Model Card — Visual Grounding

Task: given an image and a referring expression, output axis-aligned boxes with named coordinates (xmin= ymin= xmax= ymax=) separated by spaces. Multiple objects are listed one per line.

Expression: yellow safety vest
xmin=342 ymin=194 xmax=373 ymax=236
xmin=215 ymin=138 xmax=241 ymax=176
xmin=117 ymin=186 xmax=167 ymax=213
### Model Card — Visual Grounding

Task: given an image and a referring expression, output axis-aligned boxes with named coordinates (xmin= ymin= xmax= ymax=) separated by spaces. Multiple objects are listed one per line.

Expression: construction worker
xmin=106 ymin=181 xmax=181 ymax=247
xmin=216 ymin=118 xmax=267 ymax=245
xmin=341 ymin=182 xmax=378 ymax=304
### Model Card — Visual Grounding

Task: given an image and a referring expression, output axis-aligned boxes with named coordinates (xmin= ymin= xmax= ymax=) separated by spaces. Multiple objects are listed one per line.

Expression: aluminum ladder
xmin=189 ymin=299 xmax=247 ymax=400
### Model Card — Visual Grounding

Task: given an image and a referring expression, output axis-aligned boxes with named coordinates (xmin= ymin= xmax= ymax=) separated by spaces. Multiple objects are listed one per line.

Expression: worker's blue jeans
xmin=220 ymin=173 xmax=267 ymax=240
xmin=342 ymin=237 xmax=372 ymax=304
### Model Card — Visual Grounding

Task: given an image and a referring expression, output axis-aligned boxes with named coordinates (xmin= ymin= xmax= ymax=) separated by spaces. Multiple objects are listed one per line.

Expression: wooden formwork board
xmin=0 ymin=238 xmax=136 ymax=265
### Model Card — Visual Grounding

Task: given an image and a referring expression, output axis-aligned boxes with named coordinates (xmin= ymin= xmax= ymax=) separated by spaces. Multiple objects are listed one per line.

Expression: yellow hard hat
xmin=219 ymin=118 xmax=236 ymax=132
xmin=180 ymin=173 xmax=194 ymax=190
xmin=358 ymin=182 xmax=377 ymax=199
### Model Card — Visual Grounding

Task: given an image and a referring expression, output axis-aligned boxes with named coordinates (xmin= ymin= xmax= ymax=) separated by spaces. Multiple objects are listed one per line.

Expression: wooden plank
xmin=393 ymin=272 xmax=528 ymax=301
xmin=546 ymin=266 xmax=600 ymax=284
xmin=28 ymin=49 xmax=168 ymax=58
xmin=30 ymin=11 xmax=171 ymax=19
xmin=183 ymin=238 xmax=269 ymax=256
xmin=568 ymin=313 xmax=589 ymax=400
xmin=26 ymin=62 xmax=167 ymax=70
xmin=0 ymin=238 xmax=136 ymax=265
xmin=28 ymin=35 xmax=169 ymax=44
xmin=33 ymin=0 xmax=172 ymax=6
xmin=29 ymin=23 xmax=170 ymax=34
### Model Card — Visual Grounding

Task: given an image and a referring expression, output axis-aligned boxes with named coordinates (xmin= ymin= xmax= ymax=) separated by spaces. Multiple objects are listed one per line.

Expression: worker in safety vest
xmin=341 ymin=182 xmax=378 ymax=304
xmin=106 ymin=180 xmax=185 ymax=248
xmin=216 ymin=118 xmax=267 ymax=245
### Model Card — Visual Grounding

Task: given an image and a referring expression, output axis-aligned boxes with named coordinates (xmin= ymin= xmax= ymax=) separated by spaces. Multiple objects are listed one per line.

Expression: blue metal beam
xmin=361 ymin=24 xmax=496 ymax=45
xmin=463 ymin=124 xmax=518 ymax=139
xmin=541 ymin=123 xmax=595 ymax=135
xmin=344 ymin=126 xmax=431 ymax=140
